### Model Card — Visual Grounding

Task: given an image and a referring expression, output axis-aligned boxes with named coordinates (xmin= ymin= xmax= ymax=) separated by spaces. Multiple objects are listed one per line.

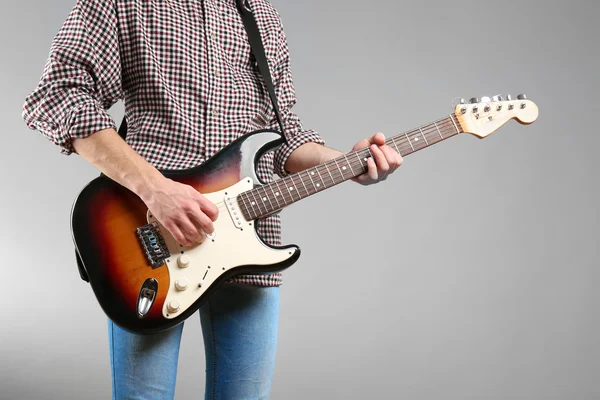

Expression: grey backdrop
xmin=1 ymin=0 xmax=599 ymax=399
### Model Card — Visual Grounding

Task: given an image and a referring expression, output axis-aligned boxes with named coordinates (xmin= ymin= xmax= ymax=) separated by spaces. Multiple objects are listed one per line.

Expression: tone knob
xmin=177 ymin=254 xmax=190 ymax=268
xmin=167 ymin=300 xmax=180 ymax=313
xmin=175 ymin=278 xmax=188 ymax=291
xmin=517 ymin=94 xmax=527 ymax=100
xmin=469 ymin=97 xmax=479 ymax=104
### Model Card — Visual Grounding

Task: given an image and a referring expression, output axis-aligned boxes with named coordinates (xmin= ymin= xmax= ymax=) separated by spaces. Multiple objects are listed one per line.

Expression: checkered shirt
xmin=22 ymin=0 xmax=324 ymax=287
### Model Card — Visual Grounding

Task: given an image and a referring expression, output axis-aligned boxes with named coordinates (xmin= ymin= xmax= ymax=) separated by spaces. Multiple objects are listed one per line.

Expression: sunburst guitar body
xmin=72 ymin=131 xmax=298 ymax=334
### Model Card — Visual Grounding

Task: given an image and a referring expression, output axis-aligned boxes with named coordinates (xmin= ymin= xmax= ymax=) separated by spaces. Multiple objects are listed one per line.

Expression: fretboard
xmin=238 ymin=114 xmax=463 ymax=220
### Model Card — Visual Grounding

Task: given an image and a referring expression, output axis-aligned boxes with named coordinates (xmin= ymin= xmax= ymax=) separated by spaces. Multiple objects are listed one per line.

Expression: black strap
xmin=116 ymin=0 xmax=285 ymax=141
xmin=235 ymin=0 xmax=286 ymax=139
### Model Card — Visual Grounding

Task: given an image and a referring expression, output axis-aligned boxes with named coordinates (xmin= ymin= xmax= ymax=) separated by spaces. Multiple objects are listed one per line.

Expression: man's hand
xmin=72 ymin=128 xmax=218 ymax=248
xmin=141 ymin=177 xmax=219 ymax=247
xmin=351 ymin=132 xmax=403 ymax=185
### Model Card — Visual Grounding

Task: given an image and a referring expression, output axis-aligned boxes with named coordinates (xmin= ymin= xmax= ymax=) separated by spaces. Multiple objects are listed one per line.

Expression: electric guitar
xmin=71 ymin=95 xmax=539 ymax=334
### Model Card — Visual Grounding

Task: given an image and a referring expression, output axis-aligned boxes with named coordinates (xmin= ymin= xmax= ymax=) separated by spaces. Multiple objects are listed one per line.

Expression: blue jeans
xmin=108 ymin=283 xmax=280 ymax=400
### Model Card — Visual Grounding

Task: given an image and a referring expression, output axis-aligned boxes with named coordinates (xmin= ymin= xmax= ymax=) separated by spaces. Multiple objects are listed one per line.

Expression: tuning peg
xmin=492 ymin=95 xmax=503 ymax=102
xmin=506 ymin=94 xmax=512 ymax=101
xmin=459 ymin=98 xmax=466 ymax=104
xmin=469 ymin=97 xmax=479 ymax=104
xmin=517 ymin=94 xmax=527 ymax=100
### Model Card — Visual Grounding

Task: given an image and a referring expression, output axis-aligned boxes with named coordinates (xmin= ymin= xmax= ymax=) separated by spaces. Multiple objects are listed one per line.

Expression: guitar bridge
xmin=137 ymin=222 xmax=170 ymax=268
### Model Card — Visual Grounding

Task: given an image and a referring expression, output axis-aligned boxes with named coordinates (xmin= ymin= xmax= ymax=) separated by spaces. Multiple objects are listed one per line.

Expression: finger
xmin=352 ymin=138 xmax=371 ymax=152
xmin=177 ymin=217 xmax=205 ymax=245
xmin=370 ymin=144 xmax=389 ymax=174
xmin=197 ymin=196 xmax=219 ymax=221
xmin=380 ymin=145 xmax=400 ymax=171
xmin=366 ymin=156 xmax=378 ymax=181
xmin=163 ymin=220 xmax=192 ymax=247
xmin=188 ymin=205 xmax=215 ymax=235
xmin=363 ymin=132 xmax=385 ymax=146
xmin=372 ymin=132 xmax=386 ymax=146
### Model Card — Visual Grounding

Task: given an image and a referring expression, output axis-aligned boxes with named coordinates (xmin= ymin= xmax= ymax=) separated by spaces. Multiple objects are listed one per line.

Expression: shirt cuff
xmin=29 ymin=101 xmax=117 ymax=155
xmin=273 ymin=129 xmax=325 ymax=178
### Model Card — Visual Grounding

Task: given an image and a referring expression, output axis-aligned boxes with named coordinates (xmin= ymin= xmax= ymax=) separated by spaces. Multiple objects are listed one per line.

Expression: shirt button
xmin=210 ymin=33 xmax=216 ymax=40
xmin=212 ymin=109 xmax=218 ymax=116
xmin=214 ymin=71 xmax=220 ymax=77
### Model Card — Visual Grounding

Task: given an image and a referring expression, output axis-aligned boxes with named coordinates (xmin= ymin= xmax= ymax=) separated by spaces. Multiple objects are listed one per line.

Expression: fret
xmin=434 ymin=121 xmax=443 ymax=139
xmin=404 ymin=133 xmax=415 ymax=151
xmin=298 ymin=173 xmax=310 ymax=197
xmin=333 ymin=158 xmax=345 ymax=180
xmin=248 ymin=189 xmax=263 ymax=217
xmin=259 ymin=186 xmax=274 ymax=211
xmin=280 ymin=179 xmax=293 ymax=205
xmin=391 ymin=138 xmax=400 ymax=154
xmin=354 ymin=152 xmax=366 ymax=173
xmin=306 ymin=169 xmax=318 ymax=193
xmin=449 ymin=114 xmax=460 ymax=134
xmin=314 ymin=166 xmax=326 ymax=189
xmin=269 ymin=184 xmax=282 ymax=209
xmin=287 ymin=176 xmax=300 ymax=201
xmin=418 ymin=127 xmax=429 ymax=145
xmin=279 ymin=179 xmax=291 ymax=205
xmin=344 ymin=154 xmax=356 ymax=176
xmin=324 ymin=163 xmax=336 ymax=185
xmin=274 ymin=180 xmax=288 ymax=206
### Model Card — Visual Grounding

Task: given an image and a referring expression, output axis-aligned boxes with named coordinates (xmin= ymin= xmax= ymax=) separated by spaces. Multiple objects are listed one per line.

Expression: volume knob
xmin=175 ymin=278 xmax=188 ymax=291
xmin=167 ymin=300 xmax=180 ymax=313
xmin=177 ymin=255 xmax=190 ymax=268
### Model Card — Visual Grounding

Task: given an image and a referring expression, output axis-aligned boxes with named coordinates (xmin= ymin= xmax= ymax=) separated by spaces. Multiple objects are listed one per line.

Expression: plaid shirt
xmin=22 ymin=0 xmax=324 ymax=287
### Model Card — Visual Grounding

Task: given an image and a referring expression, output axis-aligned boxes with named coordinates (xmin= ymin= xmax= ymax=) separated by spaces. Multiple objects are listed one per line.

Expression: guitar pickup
xmin=224 ymin=195 xmax=244 ymax=230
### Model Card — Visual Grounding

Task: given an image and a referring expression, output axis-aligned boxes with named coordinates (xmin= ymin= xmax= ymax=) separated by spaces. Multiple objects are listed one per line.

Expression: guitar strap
xmin=76 ymin=0 xmax=286 ymax=282
xmin=115 ymin=0 xmax=286 ymax=141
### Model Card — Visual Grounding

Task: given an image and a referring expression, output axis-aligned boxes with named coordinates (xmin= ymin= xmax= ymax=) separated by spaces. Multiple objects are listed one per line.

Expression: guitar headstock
xmin=454 ymin=94 xmax=539 ymax=138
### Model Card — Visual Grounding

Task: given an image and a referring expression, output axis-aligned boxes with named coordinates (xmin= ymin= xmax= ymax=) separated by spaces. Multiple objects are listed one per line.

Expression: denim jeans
xmin=108 ymin=282 xmax=280 ymax=400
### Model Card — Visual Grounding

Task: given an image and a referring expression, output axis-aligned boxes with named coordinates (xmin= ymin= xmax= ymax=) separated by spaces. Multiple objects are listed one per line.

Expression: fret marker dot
xmin=262 ymin=197 xmax=267 ymax=201
xmin=316 ymin=183 xmax=320 ymax=187
xmin=311 ymin=172 xmax=315 ymax=175
xmin=275 ymin=192 xmax=279 ymax=196
xmin=414 ymin=137 xmax=419 ymax=141
xmin=289 ymin=187 xmax=293 ymax=191
xmin=251 ymin=201 xmax=255 ymax=205
xmin=342 ymin=166 xmax=346 ymax=170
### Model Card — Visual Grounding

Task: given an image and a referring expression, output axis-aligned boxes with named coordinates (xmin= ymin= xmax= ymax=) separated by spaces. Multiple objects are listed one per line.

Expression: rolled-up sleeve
xmin=22 ymin=0 xmax=122 ymax=155
xmin=270 ymin=17 xmax=325 ymax=178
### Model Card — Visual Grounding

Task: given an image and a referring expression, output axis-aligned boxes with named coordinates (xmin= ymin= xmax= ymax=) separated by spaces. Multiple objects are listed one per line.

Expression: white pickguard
xmin=147 ymin=178 xmax=296 ymax=319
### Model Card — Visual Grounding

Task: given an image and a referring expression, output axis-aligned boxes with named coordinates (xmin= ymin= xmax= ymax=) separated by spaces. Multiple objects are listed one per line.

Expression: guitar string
xmin=236 ymin=120 xmax=462 ymax=218
xmin=239 ymin=118 xmax=461 ymax=214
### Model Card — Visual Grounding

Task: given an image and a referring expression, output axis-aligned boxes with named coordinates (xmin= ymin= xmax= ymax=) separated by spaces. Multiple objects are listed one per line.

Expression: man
xmin=22 ymin=0 xmax=402 ymax=398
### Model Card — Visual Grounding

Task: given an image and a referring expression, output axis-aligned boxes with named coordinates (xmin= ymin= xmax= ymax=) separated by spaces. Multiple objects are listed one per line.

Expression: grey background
xmin=1 ymin=0 xmax=598 ymax=399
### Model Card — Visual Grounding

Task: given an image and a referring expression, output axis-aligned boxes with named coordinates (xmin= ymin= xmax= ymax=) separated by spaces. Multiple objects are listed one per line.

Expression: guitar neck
xmin=238 ymin=113 xmax=463 ymax=220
